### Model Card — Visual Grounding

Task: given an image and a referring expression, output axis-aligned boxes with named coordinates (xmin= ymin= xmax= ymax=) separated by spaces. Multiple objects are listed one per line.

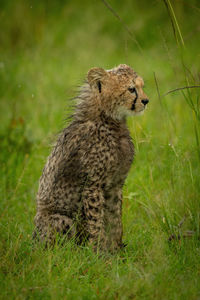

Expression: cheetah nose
xmin=141 ymin=99 xmax=149 ymax=106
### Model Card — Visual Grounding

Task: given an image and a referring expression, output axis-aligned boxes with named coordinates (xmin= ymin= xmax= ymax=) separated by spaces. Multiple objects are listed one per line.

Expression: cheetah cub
xmin=34 ymin=64 xmax=149 ymax=252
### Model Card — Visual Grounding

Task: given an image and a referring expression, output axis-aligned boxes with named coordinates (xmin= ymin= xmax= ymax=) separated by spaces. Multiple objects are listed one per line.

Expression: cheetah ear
xmin=87 ymin=67 xmax=108 ymax=92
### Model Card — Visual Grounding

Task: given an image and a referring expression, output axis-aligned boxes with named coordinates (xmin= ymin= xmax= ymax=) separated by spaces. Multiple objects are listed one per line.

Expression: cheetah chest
xmin=119 ymin=135 xmax=134 ymax=168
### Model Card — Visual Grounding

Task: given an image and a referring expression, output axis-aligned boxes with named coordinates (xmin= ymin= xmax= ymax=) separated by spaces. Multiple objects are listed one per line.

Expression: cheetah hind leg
xmin=33 ymin=213 xmax=76 ymax=246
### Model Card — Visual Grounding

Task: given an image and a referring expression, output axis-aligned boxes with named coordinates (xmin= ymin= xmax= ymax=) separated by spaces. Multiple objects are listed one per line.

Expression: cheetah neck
xmin=73 ymin=84 xmax=127 ymax=125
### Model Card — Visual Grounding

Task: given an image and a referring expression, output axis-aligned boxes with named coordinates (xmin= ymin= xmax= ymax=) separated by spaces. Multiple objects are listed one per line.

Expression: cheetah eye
xmin=128 ymin=87 xmax=136 ymax=94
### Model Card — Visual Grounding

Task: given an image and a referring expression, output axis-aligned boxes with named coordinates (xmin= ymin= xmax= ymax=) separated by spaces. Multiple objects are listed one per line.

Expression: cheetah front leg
xmin=82 ymin=184 xmax=108 ymax=251
xmin=104 ymin=188 xmax=123 ymax=251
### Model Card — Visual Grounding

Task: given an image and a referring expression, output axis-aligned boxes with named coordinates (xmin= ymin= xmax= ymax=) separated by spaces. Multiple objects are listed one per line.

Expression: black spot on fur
xmin=97 ymin=81 xmax=101 ymax=93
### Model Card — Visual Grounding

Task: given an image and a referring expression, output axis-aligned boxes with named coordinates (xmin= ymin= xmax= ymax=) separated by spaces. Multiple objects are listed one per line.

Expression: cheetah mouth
xmin=131 ymin=106 xmax=146 ymax=116
xmin=131 ymin=103 xmax=146 ymax=112
xmin=133 ymin=110 xmax=145 ymax=116
xmin=131 ymin=105 xmax=145 ymax=113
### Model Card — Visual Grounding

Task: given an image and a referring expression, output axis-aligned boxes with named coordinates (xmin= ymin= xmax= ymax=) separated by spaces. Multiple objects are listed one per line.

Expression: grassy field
xmin=0 ymin=0 xmax=200 ymax=299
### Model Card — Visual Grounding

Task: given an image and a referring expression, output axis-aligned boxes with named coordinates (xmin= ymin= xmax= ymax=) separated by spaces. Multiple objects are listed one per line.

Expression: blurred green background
xmin=0 ymin=0 xmax=200 ymax=299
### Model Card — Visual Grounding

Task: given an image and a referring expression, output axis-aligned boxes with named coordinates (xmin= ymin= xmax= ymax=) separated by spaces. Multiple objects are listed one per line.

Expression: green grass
xmin=0 ymin=0 xmax=200 ymax=299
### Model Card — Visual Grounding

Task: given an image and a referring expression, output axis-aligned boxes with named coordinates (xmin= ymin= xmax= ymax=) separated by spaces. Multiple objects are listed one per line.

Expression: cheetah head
xmin=87 ymin=64 xmax=149 ymax=120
